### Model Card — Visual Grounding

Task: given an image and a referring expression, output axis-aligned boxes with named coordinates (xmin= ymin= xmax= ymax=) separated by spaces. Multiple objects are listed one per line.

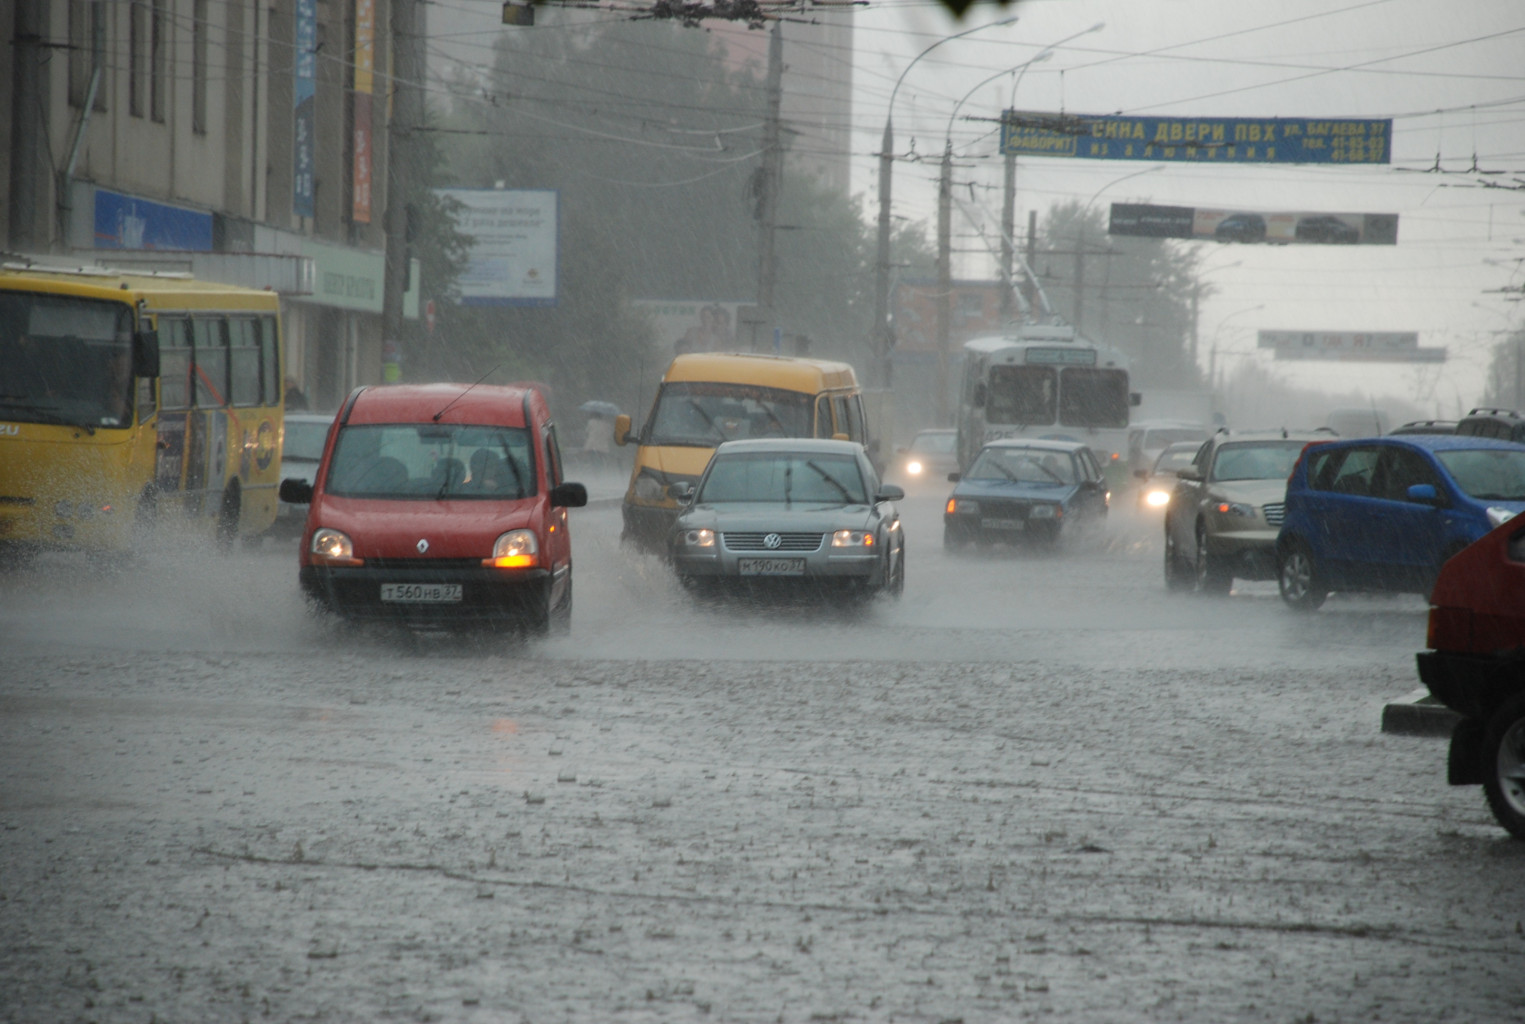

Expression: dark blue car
xmin=1275 ymin=435 xmax=1525 ymax=609
xmin=944 ymin=438 xmax=1109 ymax=549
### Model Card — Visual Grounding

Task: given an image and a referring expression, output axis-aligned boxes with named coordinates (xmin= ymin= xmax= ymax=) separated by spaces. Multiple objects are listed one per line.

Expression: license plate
xmin=381 ymin=582 xmax=463 ymax=603
xmin=982 ymin=518 xmax=1025 ymax=531
xmin=738 ymin=558 xmax=806 ymax=577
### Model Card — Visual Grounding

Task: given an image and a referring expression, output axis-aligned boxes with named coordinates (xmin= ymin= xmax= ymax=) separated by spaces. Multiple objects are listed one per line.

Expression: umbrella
xmin=579 ymin=400 xmax=621 ymax=418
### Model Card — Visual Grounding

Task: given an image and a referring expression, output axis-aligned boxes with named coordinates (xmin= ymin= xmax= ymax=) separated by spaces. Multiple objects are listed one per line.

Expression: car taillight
xmin=1427 ymin=606 xmax=1472 ymax=651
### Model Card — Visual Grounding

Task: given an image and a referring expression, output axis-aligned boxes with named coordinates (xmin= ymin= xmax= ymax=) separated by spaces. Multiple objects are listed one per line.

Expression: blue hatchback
xmin=1275 ymin=435 xmax=1525 ymax=609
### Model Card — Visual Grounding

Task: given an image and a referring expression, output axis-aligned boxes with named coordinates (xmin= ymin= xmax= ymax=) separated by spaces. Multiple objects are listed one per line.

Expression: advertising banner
xmin=1110 ymin=203 xmax=1398 ymax=245
xmin=435 ymin=188 xmax=558 ymax=306
xmin=293 ymin=0 xmax=316 ymax=219
xmin=93 ymin=189 xmax=213 ymax=250
xmin=351 ymin=0 xmax=374 ymax=224
xmin=632 ymin=299 xmax=747 ymax=354
xmin=1002 ymin=112 xmax=1391 ymax=165
xmin=1258 ymin=330 xmax=1445 ymax=363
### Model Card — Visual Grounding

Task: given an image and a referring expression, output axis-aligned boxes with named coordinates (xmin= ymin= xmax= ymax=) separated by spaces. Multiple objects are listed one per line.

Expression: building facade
xmin=1 ymin=0 xmax=416 ymax=410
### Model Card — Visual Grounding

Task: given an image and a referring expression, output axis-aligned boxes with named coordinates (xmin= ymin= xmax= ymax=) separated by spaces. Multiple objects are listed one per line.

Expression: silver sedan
xmin=669 ymin=438 xmax=905 ymax=598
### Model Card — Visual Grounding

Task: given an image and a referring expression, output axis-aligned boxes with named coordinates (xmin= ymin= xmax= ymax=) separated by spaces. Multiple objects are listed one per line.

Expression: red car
xmin=1417 ymin=518 xmax=1525 ymax=838
xmin=279 ymin=383 xmax=586 ymax=633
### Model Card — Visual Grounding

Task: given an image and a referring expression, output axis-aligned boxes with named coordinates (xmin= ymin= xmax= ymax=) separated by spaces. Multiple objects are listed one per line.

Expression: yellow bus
xmin=0 ymin=262 xmax=285 ymax=557
xmin=613 ymin=352 xmax=867 ymax=549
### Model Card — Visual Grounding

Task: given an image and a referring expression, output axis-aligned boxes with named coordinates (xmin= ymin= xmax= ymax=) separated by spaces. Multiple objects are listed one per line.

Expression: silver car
xmin=670 ymin=438 xmax=905 ymax=598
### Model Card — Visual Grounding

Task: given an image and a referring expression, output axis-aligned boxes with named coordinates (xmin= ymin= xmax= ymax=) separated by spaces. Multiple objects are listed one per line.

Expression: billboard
xmin=632 ymin=299 xmax=747 ymax=355
xmin=1001 ymin=112 xmax=1390 ymax=164
xmin=435 ymin=188 xmax=558 ymax=306
xmin=1257 ymin=331 xmax=1445 ymax=363
xmin=293 ymin=0 xmax=316 ymax=218
xmin=1110 ymin=204 xmax=1398 ymax=245
xmin=93 ymin=188 xmax=213 ymax=250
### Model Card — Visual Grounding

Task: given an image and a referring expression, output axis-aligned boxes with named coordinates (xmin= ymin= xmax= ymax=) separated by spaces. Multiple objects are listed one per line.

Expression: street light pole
xmin=1209 ymin=303 xmax=1264 ymax=391
xmin=871 ymin=16 xmax=1019 ymax=389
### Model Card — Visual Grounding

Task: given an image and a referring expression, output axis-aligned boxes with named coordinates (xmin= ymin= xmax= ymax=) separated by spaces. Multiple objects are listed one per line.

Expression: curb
xmin=1380 ymin=688 xmax=1460 ymax=737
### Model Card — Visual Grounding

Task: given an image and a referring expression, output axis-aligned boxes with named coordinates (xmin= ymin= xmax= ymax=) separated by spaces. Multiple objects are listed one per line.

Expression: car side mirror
xmin=1129 ymin=392 xmax=1142 ymax=407
xmin=1176 ymin=466 xmax=1202 ymax=482
xmin=550 ymin=482 xmax=589 ymax=508
xmin=1133 ymin=469 xmax=1148 ymax=480
xmin=894 ymin=446 xmax=907 ymax=455
xmin=613 ymin=414 xmax=633 ymax=447
xmin=875 ymin=484 xmax=905 ymax=503
xmin=670 ymin=481 xmax=696 ymax=506
xmin=1406 ymin=483 xmax=1443 ymax=506
xmin=947 ymin=471 xmax=960 ymax=483
xmin=279 ymin=478 xmax=313 ymax=504
xmin=133 ymin=328 xmax=160 ymax=378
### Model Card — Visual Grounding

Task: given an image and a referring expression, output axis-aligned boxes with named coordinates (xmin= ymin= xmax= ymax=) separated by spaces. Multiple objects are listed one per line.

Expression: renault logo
xmin=763 ymin=533 xmax=782 ymax=549
xmin=417 ymin=539 xmax=429 ymax=554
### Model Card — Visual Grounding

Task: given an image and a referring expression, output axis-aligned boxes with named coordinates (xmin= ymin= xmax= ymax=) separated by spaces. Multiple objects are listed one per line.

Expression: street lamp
xmin=871 ymin=15 xmax=1020 ymax=389
xmin=1209 ymin=303 xmax=1265 ymax=390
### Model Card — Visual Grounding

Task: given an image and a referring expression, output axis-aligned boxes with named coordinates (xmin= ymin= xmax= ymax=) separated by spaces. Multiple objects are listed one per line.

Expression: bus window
xmin=986 ymin=364 xmax=1056 ymax=424
xmin=1059 ymin=368 xmax=1129 ymax=429
xmin=845 ymin=395 xmax=866 ymax=443
xmin=159 ymin=317 xmax=192 ymax=410
xmin=831 ymin=396 xmax=850 ymax=439
xmin=815 ymin=394 xmax=833 ymax=438
xmin=229 ymin=318 xmax=262 ymax=407
xmin=193 ymin=318 xmax=227 ymax=407
xmin=259 ymin=316 xmax=280 ymax=406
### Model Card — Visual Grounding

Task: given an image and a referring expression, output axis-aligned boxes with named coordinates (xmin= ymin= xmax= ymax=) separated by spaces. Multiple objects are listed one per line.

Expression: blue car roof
xmin=1332 ymin=434 xmax=1525 ymax=453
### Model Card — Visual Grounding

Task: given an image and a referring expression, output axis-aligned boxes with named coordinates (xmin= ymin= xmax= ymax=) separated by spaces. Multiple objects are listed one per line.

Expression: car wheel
xmin=1194 ymin=523 xmax=1231 ymax=595
xmin=943 ymin=524 xmax=966 ymax=551
xmin=1163 ymin=522 xmax=1191 ymax=592
xmin=551 ymin=578 xmax=573 ymax=636
xmin=1277 ymin=540 xmax=1327 ymax=610
xmin=1482 ymin=693 xmax=1525 ymax=840
xmin=887 ymin=544 xmax=905 ymax=599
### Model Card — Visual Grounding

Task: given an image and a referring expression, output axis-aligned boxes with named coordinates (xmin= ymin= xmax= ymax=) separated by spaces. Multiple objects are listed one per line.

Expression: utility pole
xmin=872 ymin=123 xmax=893 ymax=386
xmin=1025 ymin=210 xmax=1038 ymax=314
xmin=382 ymin=0 xmax=422 ymax=379
xmin=999 ymin=120 xmax=1015 ymax=324
xmin=936 ymin=143 xmax=952 ymax=424
xmin=754 ymin=20 xmax=784 ymax=353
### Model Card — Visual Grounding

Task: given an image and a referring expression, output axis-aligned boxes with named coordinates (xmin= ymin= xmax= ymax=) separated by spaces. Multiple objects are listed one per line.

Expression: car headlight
xmin=632 ymin=469 xmax=668 ymax=503
xmin=311 ymin=527 xmax=362 ymax=566
xmin=906 ymin=460 xmax=923 ymax=475
xmin=831 ymin=529 xmax=874 ymax=547
xmin=680 ymin=528 xmax=715 ymax=548
xmin=946 ymin=498 xmax=978 ymax=515
xmin=1487 ymin=506 xmax=1517 ymax=527
xmin=1214 ymin=501 xmax=1257 ymax=518
xmin=1029 ymin=504 xmax=1059 ymax=519
xmin=486 ymin=528 xmax=539 ymax=568
xmin=1145 ymin=489 xmax=1170 ymax=508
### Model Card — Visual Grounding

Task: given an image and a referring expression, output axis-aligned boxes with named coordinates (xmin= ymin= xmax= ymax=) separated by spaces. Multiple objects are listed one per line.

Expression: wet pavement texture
xmin=2 ymin=495 xmax=1522 ymax=1023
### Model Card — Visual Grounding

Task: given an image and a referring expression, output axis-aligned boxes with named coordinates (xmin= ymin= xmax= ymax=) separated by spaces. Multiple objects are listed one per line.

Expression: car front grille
xmin=363 ymin=557 xmax=486 ymax=570
xmin=722 ymin=531 xmax=824 ymax=552
xmin=1262 ymin=502 xmax=1285 ymax=527
xmin=973 ymin=500 xmax=1032 ymax=519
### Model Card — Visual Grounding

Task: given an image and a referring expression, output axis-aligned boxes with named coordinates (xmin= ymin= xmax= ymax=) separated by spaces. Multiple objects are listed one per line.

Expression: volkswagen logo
xmin=763 ymin=533 xmax=782 ymax=549
xmin=416 ymin=538 xmax=429 ymax=554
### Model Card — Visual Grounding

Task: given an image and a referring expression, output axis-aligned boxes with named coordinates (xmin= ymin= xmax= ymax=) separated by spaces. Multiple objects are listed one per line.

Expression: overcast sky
xmin=847 ymin=0 xmax=1525 ymax=414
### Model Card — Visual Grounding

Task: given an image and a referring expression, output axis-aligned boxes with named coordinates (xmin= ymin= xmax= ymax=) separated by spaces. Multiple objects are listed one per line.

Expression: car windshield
xmin=967 ymin=447 xmax=1077 ymax=485
xmin=1436 ymin=448 xmax=1525 ymax=501
xmin=284 ymin=419 xmax=331 ymax=462
xmin=698 ymin=451 xmax=867 ymax=505
xmin=911 ymin=431 xmax=956 ymax=454
xmin=325 ymin=423 xmax=535 ymax=499
xmin=1209 ymin=442 xmax=1307 ymax=482
xmin=646 ymin=381 xmax=814 ymax=447
xmin=1153 ymin=445 xmax=1199 ymax=474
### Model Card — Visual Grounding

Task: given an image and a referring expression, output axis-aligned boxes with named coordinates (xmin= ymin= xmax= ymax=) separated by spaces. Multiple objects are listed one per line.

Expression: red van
xmin=1417 ymin=517 xmax=1525 ymax=838
xmin=278 ymin=383 xmax=586 ymax=633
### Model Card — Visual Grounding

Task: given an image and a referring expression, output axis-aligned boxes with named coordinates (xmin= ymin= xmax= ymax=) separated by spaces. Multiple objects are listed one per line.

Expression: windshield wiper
xmin=806 ymin=460 xmax=854 ymax=503
xmin=0 ymin=400 xmax=94 ymax=434
xmin=687 ymin=399 xmax=726 ymax=441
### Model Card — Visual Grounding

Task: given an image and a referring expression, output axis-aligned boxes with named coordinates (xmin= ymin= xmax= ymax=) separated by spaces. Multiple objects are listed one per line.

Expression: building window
xmin=68 ymin=1 xmax=107 ymax=111
xmin=150 ymin=0 xmax=167 ymax=123
xmin=129 ymin=2 xmax=146 ymax=117
xmin=192 ymin=0 xmax=208 ymax=133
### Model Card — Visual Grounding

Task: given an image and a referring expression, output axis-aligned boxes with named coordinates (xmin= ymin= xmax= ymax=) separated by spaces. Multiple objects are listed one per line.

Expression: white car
xmin=271 ymin=412 xmax=335 ymax=537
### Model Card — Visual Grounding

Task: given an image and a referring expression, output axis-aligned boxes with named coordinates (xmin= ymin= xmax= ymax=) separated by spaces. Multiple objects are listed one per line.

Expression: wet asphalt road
xmin=2 ymin=481 xmax=1523 ymax=1023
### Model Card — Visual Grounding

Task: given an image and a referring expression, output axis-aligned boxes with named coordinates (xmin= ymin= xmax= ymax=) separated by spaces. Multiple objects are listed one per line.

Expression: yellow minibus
xmin=614 ymin=352 xmax=867 ymax=549
xmin=0 ymin=262 xmax=285 ymax=558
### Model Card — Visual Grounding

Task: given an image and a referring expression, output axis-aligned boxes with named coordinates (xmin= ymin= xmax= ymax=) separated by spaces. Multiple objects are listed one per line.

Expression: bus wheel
xmin=216 ymin=485 xmax=241 ymax=553
xmin=132 ymin=486 xmax=159 ymax=545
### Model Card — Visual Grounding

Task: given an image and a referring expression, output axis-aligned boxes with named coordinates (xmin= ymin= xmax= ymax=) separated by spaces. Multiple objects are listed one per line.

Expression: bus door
xmin=189 ymin=318 xmax=231 ymax=517
xmin=154 ymin=317 xmax=192 ymax=497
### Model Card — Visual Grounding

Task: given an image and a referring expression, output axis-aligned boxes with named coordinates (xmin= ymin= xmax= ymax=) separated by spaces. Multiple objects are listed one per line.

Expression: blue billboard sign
xmin=93 ymin=189 xmax=213 ymax=251
xmin=293 ymin=0 xmax=317 ymax=218
xmin=1001 ymin=112 xmax=1390 ymax=165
